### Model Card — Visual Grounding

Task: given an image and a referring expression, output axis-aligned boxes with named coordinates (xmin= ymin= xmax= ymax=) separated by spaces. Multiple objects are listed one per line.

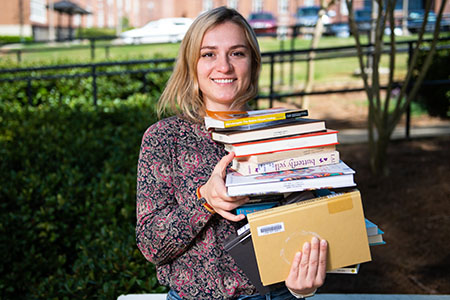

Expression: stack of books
xmin=205 ymin=108 xmax=384 ymax=293
xmin=205 ymin=107 xmax=354 ymax=196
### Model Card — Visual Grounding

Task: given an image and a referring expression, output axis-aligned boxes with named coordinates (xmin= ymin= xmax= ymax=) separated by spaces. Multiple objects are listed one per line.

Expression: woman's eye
xmin=201 ymin=52 xmax=214 ymax=58
xmin=232 ymin=51 xmax=245 ymax=57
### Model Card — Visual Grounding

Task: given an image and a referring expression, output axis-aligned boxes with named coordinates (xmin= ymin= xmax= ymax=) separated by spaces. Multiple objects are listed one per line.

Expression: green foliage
xmin=77 ymin=27 xmax=117 ymax=39
xmin=413 ymin=40 xmax=450 ymax=119
xmin=0 ymin=94 xmax=168 ymax=298
xmin=0 ymin=35 xmax=33 ymax=45
xmin=0 ymin=60 xmax=172 ymax=106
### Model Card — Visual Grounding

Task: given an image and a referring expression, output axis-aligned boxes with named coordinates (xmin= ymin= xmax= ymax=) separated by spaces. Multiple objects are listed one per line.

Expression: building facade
xmin=1 ymin=0 xmax=449 ymax=41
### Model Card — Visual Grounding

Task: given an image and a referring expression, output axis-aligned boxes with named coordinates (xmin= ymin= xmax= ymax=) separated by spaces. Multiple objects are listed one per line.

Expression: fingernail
xmin=312 ymin=236 xmax=319 ymax=244
xmin=321 ymin=239 xmax=327 ymax=246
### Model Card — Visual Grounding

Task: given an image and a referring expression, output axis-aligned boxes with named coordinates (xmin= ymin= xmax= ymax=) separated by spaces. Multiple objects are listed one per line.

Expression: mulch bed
xmin=320 ymin=136 xmax=450 ymax=294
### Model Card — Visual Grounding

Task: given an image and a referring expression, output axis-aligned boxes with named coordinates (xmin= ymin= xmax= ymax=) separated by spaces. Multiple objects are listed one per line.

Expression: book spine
xmin=233 ymin=151 xmax=340 ymax=176
xmin=227 ymin=133 xmax=339 ymax=157
xmin=248 ymin=144 xmax=335 ymax=164
xmin=223 ymin=110 xmax=308 ymax=128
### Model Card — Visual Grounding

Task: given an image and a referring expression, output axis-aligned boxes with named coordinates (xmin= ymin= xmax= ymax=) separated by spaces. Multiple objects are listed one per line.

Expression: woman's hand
xmin=200 ymin=152 xmax=249 ymax=222
xmin=285 ymin=237 xmax=328 ymax=297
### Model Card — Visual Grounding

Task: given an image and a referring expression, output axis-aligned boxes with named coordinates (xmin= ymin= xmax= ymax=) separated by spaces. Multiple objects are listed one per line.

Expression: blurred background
xmin=0 ymin=0 xmax=449 ymax=299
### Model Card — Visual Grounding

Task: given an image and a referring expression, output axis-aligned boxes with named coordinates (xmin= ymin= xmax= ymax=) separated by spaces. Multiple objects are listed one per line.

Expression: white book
xmin=224 ymin=129 xmax=339 ymax=157
xmin=232 ymin=151 xmax=340 ymax=176
xmin=226 ymin=161 xmax=356 ymax=196
xmin=211 ymin=119 xmax=326 ymax=144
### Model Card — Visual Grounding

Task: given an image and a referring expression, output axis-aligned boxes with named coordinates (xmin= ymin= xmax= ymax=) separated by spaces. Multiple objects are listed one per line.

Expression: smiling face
xmin=197 ymin=21 xmax=252 ymax=112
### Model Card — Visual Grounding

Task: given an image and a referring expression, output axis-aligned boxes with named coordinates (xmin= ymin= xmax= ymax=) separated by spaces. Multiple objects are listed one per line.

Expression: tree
xmin=301 ymin=0 xmax=336 ymax=109
xmin=345 ymin=0 xmax=447 ymax=176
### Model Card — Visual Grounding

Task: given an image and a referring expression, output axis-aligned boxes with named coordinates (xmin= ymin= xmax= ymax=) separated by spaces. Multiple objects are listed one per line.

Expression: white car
xmin=119 ymin=18 xmax=193 ymax=44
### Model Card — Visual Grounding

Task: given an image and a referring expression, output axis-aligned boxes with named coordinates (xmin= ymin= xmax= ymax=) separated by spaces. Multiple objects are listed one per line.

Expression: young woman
xmin=136 ymin=7 xmax=328 ymax=300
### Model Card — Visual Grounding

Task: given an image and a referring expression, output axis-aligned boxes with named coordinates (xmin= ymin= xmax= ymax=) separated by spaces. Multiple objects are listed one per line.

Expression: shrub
xmin=0 ymin=94 xmax=168 ymax=298
xmin=0 ymin=59 xmax=172 ymax=106
xmin=413 ymin=40 xmax=450 ymax=119
xmin=0 ymin=35 xmax=33 ymax=45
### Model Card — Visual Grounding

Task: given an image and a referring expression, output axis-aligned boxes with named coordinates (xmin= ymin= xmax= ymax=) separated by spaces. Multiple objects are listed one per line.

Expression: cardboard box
xmin=247 ymin=189 xmax=372 ymax=286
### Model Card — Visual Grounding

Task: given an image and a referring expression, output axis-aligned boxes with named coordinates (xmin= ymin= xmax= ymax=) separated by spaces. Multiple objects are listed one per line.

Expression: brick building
xmin=0 ymin=0 xmax=448 ymax=41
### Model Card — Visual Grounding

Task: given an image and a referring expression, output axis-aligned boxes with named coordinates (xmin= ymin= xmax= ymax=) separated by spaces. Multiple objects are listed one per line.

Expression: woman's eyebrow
xmin=200 ymin=44 xmax=248 ymax=50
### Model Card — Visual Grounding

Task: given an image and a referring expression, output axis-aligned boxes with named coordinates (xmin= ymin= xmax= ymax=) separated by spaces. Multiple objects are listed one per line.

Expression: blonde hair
xmin=157 ymin=6 xmax=261 ymax=123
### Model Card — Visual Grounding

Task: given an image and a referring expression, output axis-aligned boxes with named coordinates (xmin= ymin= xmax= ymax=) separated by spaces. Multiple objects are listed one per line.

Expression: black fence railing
xmin=1 ymin=37 xmax=449 ymax=138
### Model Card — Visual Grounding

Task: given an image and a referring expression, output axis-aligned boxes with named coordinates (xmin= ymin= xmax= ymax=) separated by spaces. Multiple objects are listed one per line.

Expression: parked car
xmin=296 ymin=6 xmax=331 ymax=27
xmin=354 ymin=9 xmax=372 ymax=32
xmin=247 ymin=12 xmax=277 ymax=36
xmin=326 ymin=22 xmax=350 ymax=37
xmin=119 ymin=18 xmax=193 ymax=44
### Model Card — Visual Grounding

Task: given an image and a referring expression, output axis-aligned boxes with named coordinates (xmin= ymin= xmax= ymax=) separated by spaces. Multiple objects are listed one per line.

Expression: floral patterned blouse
xmin=136 ymin=116 xmax=256 ymax=299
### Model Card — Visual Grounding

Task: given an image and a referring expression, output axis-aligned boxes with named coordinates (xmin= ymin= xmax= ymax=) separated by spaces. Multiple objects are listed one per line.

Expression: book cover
xmin=235 ymin=202 xmax=278 ymax=216
xmin=224 ymin=129 xmax=339 ymax=157
xmin=223 ymin=225 xmax=284 ymax=295
xmin=237 ymin=145 xmax=337 ymax=164
xmin=365 ymin=218 xmax=379 ymax=236
xmin=327 ymin=264 xmax=361 ymax=274
xmin=232 ymin=151 xmax=340 ymax=176
xmin=205 ymin=108 xmax=308 ymax=129
xmin=211 ymin=118 xmax=326 ymax=144
xmin=247 ymin=189 xmax=371 ymax=286
xmin=368 ymin=228 xmax=386 ymax=246
xmin=226 ymin=161 xmax=356 ymax=196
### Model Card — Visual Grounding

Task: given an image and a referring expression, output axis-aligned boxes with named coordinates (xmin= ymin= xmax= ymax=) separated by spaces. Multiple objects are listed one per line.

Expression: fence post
xmin=92 ymin=65 xmax=98 ymax=105
xmin=17 ymin=50 xmax=22 ymax=63
xmin=289 ymin=26 xmax=297 ymax=87
xmin=269 ymin=53 xmax=275 ymax=108
xmin=141 ymin=72 xmax=148 ymax=93
xmin=27 ymin=78 xmax=32 ymax=105
xmin=105 ymin=45 xmax=110 ymax=59
xmin=90 ymin=39 xmax=96 ymax=60
xmin=405 ymin=41 xmax=414 ymax=140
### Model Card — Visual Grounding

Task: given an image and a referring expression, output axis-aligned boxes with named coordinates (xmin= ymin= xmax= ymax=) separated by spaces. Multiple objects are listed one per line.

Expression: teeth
xmin=213 ymin=79 xmax=234 ymax=83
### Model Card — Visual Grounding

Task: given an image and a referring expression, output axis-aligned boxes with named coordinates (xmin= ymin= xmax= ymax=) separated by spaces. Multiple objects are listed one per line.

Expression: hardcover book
xmin=328 ymin=264 xmax=361 ymax=274
xmin=224 ymin=129 xmax=339 ymax=157
xmin=365 ymin=218 xmax=379 ymax=236
xmin=368 ymin=228 xmax=386 ymax=246
xmin=204 ymin=108 xmax=308 ymax=130
xmin=236 ymin=145 xmax=336 ymax=164
xmin=211 ymin=118 xmax=326 ymax=144
xmin=232 ymin=151 xmax=340 ymax=176
xmin=247 ymin=189 xmax=372 ymax=286
xmin=226 ymin=161 xmax=356 ymax=196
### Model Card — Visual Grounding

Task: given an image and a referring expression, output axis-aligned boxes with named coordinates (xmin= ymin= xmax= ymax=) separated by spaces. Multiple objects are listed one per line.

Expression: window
xmin=278 ymin=0 xmax=288 ymax=14
xmin=252 ymin=0 xmax=264 ymax=12
xmin=203 ymin=0 xmax=213 ymax=11
xmin=30 ymin=0 xmax=46 ymax=24
xmin=97 ymin=0 xmax=104 ymax=27
xmin=228 ymin=0 xmax=239 ymax=9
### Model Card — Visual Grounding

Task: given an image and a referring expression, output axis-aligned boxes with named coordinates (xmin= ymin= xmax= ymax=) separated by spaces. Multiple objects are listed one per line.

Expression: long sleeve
xmin=136 ymin=119 xmax=214 ymax=265
xmin=135 ymin=116 xmax=256 ymax=299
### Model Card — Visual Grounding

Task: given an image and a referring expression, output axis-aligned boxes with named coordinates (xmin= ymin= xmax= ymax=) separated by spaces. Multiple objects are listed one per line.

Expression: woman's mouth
xmin=212 ymin=78 xmax=235 ymax=84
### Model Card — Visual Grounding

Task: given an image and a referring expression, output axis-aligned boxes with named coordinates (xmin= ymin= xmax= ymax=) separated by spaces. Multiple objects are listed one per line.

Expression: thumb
xmin=213 ymin=152 xmax=235 ymax=177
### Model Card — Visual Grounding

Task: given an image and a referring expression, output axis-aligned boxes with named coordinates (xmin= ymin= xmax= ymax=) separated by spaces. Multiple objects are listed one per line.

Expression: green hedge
xmin=414 ymin=40 xmax=450 ymax=119
xmin=0 ymin=59 xmax=172 ymax=106
xmin=0 ymin=94 xmax=168 ymax=298
xmin=0 ymin=35 xmax=33 ymax=45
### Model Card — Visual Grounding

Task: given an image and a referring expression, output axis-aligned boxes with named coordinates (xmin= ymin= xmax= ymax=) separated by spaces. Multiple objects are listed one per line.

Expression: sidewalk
xmin=338 ymin=124 xmax=450 ymax=144
xmin=117 ymin=293 xmax=450 ymax=300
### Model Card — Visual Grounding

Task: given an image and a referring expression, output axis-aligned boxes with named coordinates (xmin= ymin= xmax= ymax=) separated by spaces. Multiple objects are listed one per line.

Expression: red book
xmin=224 ymin=129 xmax=338 ymax=157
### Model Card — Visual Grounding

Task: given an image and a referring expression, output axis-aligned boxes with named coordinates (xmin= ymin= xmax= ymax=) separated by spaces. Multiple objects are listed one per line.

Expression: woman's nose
xmin=216 ymin=55 xmax=232 ymax=73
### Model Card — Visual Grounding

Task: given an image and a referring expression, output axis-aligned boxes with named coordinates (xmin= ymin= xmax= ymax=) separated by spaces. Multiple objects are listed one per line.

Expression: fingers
xmin=213 ymin=151 xmax=235 ymax=177
xmin=306 ymin=237 xmax=320 ymax=282
xmin=316 ymin=239 xmax=328 ymax=282
xmin=201 ymin=152 xmax=249 ymax=221
xmin=285 ymin=237 xmax=328 ymax=294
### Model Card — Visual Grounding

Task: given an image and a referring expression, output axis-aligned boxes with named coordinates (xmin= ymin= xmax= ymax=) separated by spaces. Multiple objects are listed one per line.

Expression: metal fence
xmin=1 ymin=37 xmax=449 ymax=137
